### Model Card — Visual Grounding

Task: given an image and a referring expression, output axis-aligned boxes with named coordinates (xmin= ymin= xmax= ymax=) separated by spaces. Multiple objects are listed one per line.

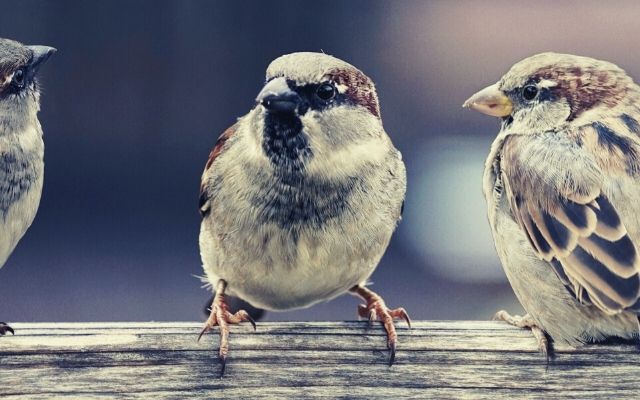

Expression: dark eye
xmin=522 ymin=85 xmax=538 ymax=101
xmin=12 ymin=68 xmax=25 ymax=88
xmin=316 ymin=83 xmax=336 ymax=101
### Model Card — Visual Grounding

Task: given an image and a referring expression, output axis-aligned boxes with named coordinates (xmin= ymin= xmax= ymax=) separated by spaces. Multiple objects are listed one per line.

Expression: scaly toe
xmin=390 ymin=307 xmax=412 ymax=328
xmin=197 ymin=315 xmax=219 ymax=342
xmin=492 ymin=310 xmax=553 ymax=359
xmin=351 ymin=286 xmax=409 ymax=366
xmin=200 ymin=304 xmax=257 ymax=377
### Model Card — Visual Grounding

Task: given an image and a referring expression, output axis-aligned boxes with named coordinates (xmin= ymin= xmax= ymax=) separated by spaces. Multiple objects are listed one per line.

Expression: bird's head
xmin=0 ymin=38 xmax=55 ymax=131
xmin=464 ymin=52 xmax=636 ymax=133
xmin=252 ymin=52 xmax=384 ymax=173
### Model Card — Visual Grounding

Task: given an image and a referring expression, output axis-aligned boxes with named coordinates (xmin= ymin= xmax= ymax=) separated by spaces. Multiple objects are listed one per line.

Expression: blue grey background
xmin=1 ymin=0 xmax=638 ymax=322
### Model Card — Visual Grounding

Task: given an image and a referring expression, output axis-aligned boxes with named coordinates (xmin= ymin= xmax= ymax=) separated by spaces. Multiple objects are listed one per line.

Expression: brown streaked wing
xmin=501 ymin=135 xmax=640 ymax=315
xmin=199 ymin=123 xmax=238 ymax=217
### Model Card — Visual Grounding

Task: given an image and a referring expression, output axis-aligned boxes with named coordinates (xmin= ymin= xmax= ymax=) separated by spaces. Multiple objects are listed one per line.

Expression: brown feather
xmin=327 ymin=68 xmax=380 ymax=118
xmin=532 ymin=66 xmax=626 ymax=121
xmin=501 ymin=132 xmax=640 ymax=315
xmin=578 ymin=235 xmax=639 ymax=278
xmin=204 ymin=124 xmax=237 ymax=172
xmin=199 ymin=123 xmax=238 ymax=216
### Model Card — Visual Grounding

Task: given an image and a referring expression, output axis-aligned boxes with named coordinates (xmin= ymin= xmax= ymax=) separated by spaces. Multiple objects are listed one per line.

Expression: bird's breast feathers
xmin=198 ymin=115 xmax=404 ymax=310
xmin=0 ymin=125 xmax=44 ymax=268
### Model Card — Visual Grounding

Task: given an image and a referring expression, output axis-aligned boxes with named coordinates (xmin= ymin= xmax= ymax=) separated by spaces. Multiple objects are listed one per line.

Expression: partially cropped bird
xmin=0 ymin=38 xmax=55 ymax=336
xmin=464 ymin=52 xmax=640 ymax=355
xmin=198 ymin=52 xmax=409 ymax=372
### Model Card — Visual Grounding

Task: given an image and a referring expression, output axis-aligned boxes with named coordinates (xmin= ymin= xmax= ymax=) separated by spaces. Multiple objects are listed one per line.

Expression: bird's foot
xmin=0 ymin=322 xmax=14 ymax=336
xmin=352 ymin=285 xmax=411 ymax=366
xmin=493 ymin=310 xmax=553 ymax=360
xmin=198 ymin=280 xmax=256 ymax=377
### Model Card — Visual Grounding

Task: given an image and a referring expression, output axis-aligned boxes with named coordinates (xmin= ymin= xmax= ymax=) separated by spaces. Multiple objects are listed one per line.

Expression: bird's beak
xmin=256 ymin=77 xmax=301 ymax=114
xmin=27 ymin=45 xmax=57 ymax=76
xmin=463 ymin=83 xmax=513 ymax=117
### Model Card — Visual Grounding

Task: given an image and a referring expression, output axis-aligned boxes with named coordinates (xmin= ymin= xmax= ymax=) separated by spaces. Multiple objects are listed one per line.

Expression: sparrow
xmin=464 ymin=52 xmax=640 ymax=355
xmin=0 ymin=38 xmax=55 ymax=336
xmin=198 ymin=52 xmax=410 ymax=372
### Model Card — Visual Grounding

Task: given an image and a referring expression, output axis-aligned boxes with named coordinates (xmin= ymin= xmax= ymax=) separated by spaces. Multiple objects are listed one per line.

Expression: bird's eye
xmin=522 ymin=85 xmax=538 ymax=101
xmin=11 ymin=68 xmax=25 ymax=88
xmin=316 ymin=83 xmax=336 ymax=101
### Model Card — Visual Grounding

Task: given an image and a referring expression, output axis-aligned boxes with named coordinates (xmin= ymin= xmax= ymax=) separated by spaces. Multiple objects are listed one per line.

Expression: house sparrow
xmin=198 ymin=52 xmax=409 ymax=372
xmin=0 ymin=38 xmax=55 ymax=336
xmin=464 ymin=52 xmax=640 ymax=355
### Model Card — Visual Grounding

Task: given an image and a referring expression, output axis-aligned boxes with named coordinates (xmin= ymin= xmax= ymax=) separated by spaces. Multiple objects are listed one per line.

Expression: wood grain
xmin=0 ymin=321 xmax=638 ymax=399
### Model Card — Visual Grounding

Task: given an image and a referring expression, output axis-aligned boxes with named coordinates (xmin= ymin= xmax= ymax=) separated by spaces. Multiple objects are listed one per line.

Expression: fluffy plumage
xmin=198 ymin=52 xmax=408 ymax=370
xmin=0 ymin=38 xmax=55 ymax=335
xmin=466 ymin=52 xmax=640 ymax=347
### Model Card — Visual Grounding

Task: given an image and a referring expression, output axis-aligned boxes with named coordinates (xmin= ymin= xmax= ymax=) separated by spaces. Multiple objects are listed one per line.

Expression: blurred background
xmin=1 ymin=0 xmax=639 ymax=322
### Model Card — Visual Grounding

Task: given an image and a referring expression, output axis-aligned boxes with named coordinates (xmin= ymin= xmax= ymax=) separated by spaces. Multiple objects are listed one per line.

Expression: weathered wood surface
xmin=0 ymin=321 xmax=638 ymax=399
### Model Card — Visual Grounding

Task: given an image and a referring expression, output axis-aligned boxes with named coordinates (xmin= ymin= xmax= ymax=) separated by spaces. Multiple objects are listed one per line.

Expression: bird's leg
xmin=0 ymin=322 xmax=14 ymax=335
xmin=350 ymin=285 xmax=411 ymax=366
xmin=198 ymin=279 xmax=256 ymax=376
xmin=493 ymin=310 xmax=553 ymax=359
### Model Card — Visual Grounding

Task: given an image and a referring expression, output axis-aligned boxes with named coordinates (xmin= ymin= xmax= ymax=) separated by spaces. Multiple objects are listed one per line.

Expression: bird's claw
xmin=198 ymin=309 xmax=256 ymax=341
xmin=356 ymin=291 xmax=411 ymax=366
xmin=387 ymin=340 xmax=396 ymax=366
xmin=199 ymin=298 xmax=256 ymax=377
xmin=493 ymin=310 xmax=553 ymax=361
xmin=0 ymin=322 xmax=14 ymax=336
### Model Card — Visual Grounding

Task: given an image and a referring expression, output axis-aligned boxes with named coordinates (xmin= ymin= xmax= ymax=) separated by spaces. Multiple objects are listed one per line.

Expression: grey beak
xmin=27 ymin=45 xmax=57 ymax=75
xmin=256 ymin=77 xmax=301 ymax=114
xmin=261 ymin=93 xmax=301 ymax=113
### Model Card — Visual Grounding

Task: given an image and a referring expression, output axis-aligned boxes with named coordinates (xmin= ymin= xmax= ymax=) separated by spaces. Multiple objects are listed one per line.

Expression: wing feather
xmin=199 ymin=123 xmax=238 ymax=217
xmin=501 ymin=132 xmax=640 ymax=315
xmin=589 ymin=197 xmax=626 ymax=240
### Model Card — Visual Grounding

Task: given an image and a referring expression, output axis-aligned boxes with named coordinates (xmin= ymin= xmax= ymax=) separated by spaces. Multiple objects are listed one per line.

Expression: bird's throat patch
xmin=262 ymin=113 xmax=312 ymax=172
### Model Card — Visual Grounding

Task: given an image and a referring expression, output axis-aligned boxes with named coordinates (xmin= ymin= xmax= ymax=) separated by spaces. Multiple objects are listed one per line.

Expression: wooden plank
xmin=0 ymin=321 xmax=638 ymax=399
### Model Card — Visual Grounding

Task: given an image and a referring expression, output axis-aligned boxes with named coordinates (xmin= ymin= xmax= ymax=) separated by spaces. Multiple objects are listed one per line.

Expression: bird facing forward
xmin=0 ymin=38 xmax=55 ymax=336
xmin=464 ymin=53 xmax=640 ymax=354
xmin=198 ymin=52 xmax=409 ymax=371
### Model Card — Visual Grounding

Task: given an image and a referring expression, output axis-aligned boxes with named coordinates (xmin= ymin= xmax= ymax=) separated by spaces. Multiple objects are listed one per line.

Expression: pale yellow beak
xmin=463 ymin=83 xmax=513 ymax=117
